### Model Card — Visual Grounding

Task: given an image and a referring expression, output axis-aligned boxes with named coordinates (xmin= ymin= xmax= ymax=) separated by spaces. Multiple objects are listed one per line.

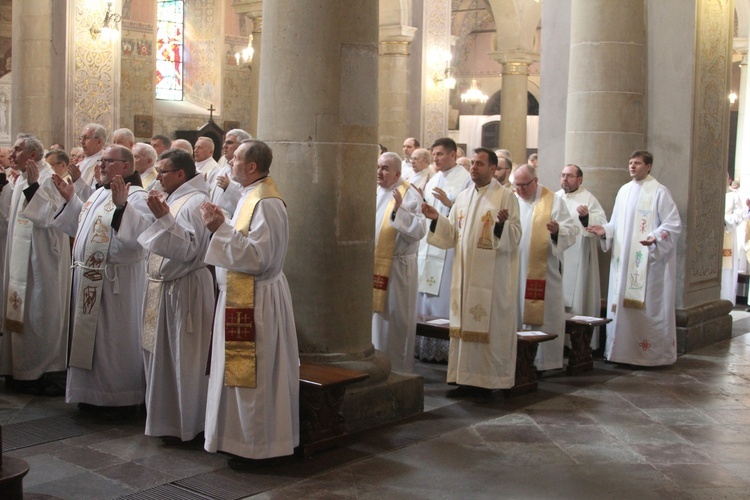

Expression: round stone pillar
xmin=378 ymin=37 xmax=413 ymax=155
xmin=257 ymin=0 xmax=380 ymax=365
xmin=248 ymin=15 xmax=262 ymax=138
xmin=565 ymin=0 xmax=646 ymax=212
xmin=499 ymin=61 xmax=530 ymax=165
xmin=11 ymin=0 xmax=56 ymax=142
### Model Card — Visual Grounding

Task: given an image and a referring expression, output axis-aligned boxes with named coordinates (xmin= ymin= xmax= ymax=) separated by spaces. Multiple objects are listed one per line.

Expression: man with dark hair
xmin=119 ymin=147 xmax=213 ymax=444
xmin=1 ymin=134 xmax=70 ymax=396
xmin=402 ymin=137 xmax=420 ymax=179
xmin=415 ymin=137 xmax=471 ymax=362
xmin=588 ymin=150 xmax=681 ymax=366
xmin=421 ymin=147 xmax=521 ymax=400
xmin=557 ymin=164 xmax=607 ymax=333
xmin=200 ymin=139 xmax=299 ymax=469
xmin=45 ymin=149 xmax=70 ymax=179
xmin=151 ymin=135 xmax=172 ymax=156
xmin=28 ymin=144 xmax=155 ymax=418
xmin=494 ymin=157 xmax=513 ymax=189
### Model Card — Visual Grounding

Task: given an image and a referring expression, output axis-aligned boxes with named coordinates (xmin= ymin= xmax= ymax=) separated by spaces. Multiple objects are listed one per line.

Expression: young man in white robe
xmin=119 ymin=149 xmax=214 ymax=444
xmin=588 ymin=150 xmax=682 ymax=366
xmin=26 ymin=145 xmax=155 ymax=418
xmin=372 ymin=152 xmax=426 ymax=373
xmin=422 ymin=148 xmax=521 ymax=401
xmin=557 ymin=164 xmax=608 ymax=347
xmin=415 ymin=137 xmax=472 ymax=362
xmin=514 ymin=164 xmax=577 ymax=371
xmin=200 ymin=139 xmax=299 ymax=470
xmin=1 ymin=134 xmax=70 ymax=395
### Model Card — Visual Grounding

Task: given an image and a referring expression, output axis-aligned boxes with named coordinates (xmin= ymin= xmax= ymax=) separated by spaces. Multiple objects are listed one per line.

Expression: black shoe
xmin=227 ymin=455 xmax=288 ymax=471
xmin=446 ymin=385 xmax=471 ymax=398
xmin=473 ymin=388 xmax=494 ymax=404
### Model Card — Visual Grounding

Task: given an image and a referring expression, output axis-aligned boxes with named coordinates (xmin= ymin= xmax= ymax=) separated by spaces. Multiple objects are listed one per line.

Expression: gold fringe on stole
xmin=523 ymin=187 xmax=554 ymax=325
xmin=372 ymin=181 xmax=410 ymax=312
xmin=224 ymin=177 xmax=283 ymax=388
xmin=622 ymin=299 xmax=645 ymax=310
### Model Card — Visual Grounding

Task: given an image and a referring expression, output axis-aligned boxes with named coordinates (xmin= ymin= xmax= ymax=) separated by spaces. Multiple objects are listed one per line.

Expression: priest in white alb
xmin=588 ymin=150 xmax=681 ymax=366
xmin=415 ymin=137 xmax=471 ymax=362
xmin=372 ymin=152 xmax=426 ymax=373
xmin=200 ymin=139 xmax=299 ymax=470
xmin=722 ymin=184 xmax=748 ymax=304
xmin=26 ymin=145 xmax=154 ymax=416
xmin=557 ymin=164 xmax=608 ymax=347
xmin=119 ymin=149 xmax=214 ymax=444
xmin=1 ymin=134 xmax=70 ymax=394
xmin=405 ymin=148 xmax=433 ymax=193
xmin=514 ymin=164 xmax=577 ymax=371
xmin=422 ymin=148 xmax=521 ymax=400
xmin=194 ymin=136 xmax=220 ymax=187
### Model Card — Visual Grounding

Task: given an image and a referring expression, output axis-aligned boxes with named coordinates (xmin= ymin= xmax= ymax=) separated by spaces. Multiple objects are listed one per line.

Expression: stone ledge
xmin=675 ymin=299 xmax=733 ymax=353
xmin=341 ymin=372 xmax=423 ymax=435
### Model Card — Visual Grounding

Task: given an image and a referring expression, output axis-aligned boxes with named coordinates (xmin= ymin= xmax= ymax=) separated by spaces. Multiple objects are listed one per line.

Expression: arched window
xmin=155 ymin=0 xmax=184 ymax=101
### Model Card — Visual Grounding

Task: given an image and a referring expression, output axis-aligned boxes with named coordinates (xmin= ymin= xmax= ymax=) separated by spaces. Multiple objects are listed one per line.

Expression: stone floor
xmin=3 ymin=317 xmax=750 ymax=499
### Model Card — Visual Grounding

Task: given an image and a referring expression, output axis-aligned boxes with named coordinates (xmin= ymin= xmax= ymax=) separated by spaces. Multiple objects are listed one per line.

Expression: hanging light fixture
xmin=461 ymin=79 xmax=488 ymax=104
xmin=235 ymin=34 xmax=254 ymax=68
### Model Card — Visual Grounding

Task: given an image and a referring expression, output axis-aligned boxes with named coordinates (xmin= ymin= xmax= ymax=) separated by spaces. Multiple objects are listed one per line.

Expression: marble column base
xmin=675 ymin=299 xmax=733 ymax=354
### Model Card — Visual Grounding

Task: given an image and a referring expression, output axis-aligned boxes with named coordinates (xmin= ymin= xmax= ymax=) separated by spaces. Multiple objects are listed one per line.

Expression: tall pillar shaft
xmin=257 ymin=0 xmax=378 ymax=360
xmin=11 ymin=0 xmax=56 ymax=143
xmin=378 ymin=38 xmax=412 ymax=155
xmin=736 ymin=51 xmax=750 ymax=199
xmin=499 ymin=62 xmax=529 ymax=165
xmin=248 ymin=15 xmax=262 ymax=138
xmin=565 ymin=0 xmax=645 ymax=213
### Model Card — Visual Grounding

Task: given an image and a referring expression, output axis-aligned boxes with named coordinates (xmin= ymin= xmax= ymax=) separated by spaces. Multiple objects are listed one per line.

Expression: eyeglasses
xmin=156 ymin=169 xmax=180 ymax=176
xmin=99 ymin=158 xmax=125 ymax=165
xmin=80 ymin=135 xmax=95 ymax=141
xmin=513 ymin=178 xmax=537 ymax=189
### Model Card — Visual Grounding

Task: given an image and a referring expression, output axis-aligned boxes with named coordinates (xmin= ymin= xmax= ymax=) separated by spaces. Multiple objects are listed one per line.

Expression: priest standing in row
xmin=372 ymin=152 xmax=426 ymax=373
xmin=422 ymin=148 xmax=521 ymax=401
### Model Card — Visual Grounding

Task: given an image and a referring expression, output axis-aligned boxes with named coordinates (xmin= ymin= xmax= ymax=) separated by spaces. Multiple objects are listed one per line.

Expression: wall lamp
xmin=235 ymin=34 xmax=255 ymax=69
xmin=90 ymin=2 xmax=122 ymax=41
xmin=433 ymin=51 xmax=456 ymax=90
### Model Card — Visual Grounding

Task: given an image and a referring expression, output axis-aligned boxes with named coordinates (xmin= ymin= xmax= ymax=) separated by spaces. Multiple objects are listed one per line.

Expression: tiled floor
xmin=3 ymin=322 xmax=750 ymax=499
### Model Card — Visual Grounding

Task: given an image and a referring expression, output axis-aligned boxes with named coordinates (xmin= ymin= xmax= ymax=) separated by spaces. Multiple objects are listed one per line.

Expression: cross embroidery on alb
xmin=457 ymin=210 xmax=464 ymax=229
xmin=469 ymin=304 xmax=487 ymax=322
xmin=426 ymin=276 xmax=436 ymax=287
xmin=638 ymin=339 xmax=651 ymax=351
xmin=226 ymin=309 xmax=255 ymax=341
xmin=525 ymin=279 xmax=546 ymax=300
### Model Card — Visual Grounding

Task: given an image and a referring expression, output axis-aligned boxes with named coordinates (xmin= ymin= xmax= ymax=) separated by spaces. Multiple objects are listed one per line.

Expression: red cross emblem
xmin=373 ymin=274 xmax=389 ymax=291
xmin=638 ymin=339 xmax=651 ymax=351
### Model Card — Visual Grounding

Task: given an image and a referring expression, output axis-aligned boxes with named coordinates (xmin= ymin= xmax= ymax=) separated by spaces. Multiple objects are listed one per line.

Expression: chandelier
xmin=461 ymin=79 xmax=488 ymax=105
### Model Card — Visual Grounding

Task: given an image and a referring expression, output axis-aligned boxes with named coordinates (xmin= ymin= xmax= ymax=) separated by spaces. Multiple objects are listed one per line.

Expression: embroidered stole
xmin=523 ymin=187 xmax=554 ymax=325
xmin=448 ymin=184 xmax=503 ymax=343
xmin=142 ymin=192 xmax=201 ymax=353
xmin=373 ymin=181 xmax=410 ymax=313
xmin=613 ymin=176 xmax=658 ymax=310
xmin=69 ymin=186 xmax=144 ymax=370
xmin=224 ymin=177 xmax=284 ymax=388
xmin=141 ymin=168 xmax=158 ymax=191
xmin=4 ymin=181 xmax=34 ymax=333
xmin=419 ymin=173 xmax=450 ymax=294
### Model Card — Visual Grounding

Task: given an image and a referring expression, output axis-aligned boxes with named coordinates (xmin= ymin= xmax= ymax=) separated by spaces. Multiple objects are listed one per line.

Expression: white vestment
xmin=139 ymin=167 xmax=161 ymax=192
xmin=197 ymin=157 xmax=220 ymax=187
xmin=428 ymin=179 xmax=521 ymax=388
xmin=600 ymin=176 xmax=681 ymax=366
xmin=0 ymin=181 xmax=12 ymax=335
xmin=401 ymin=160 xmax=415 ymax=182
xmin=372 ymin=179 xmax=426 ymax=373
xmin=557 ymin=187 xmax=607 ymax=348
xmin=1 ymin=165 xmax=71 ymax=380
xmin=122 ymin=174 xmax=214 ymax=440
xmin=204 ymin=183 xmax=299 ymax=460
xmin=209 ymin=164 xmax=242 ymax=217
xmin=722 ymin=190 xmax=747 ymax=304
xmin=517 ymin=185 xmax=577 ymax=371
xmin=415 ymin=165 xmax=471 ymax=361
xmin=406 ymin=168 xmax=432 ymax=192
xmin=26 ymin=177 xmax=154 ymax=405
xmin=74 ymin=150 xmax=102 ymax=201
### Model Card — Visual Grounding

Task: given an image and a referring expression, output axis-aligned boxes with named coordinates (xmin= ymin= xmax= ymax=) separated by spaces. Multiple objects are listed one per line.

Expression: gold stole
xmin=523 ymin=187 xmax=554 ymax=325
xmin=142 ymin=191 xmax=201 ymax=353
xmin=4 ymin=181 xmax=34 ymax=333
xmin=141 ymin=168 xmax=158 ymax=190
xmin=224 ymin=177 xmax=284 ymax=388
xmin=69 ymin=186 xmax=144 ymax=370
xmin=373 ymin=181 xmax=410 ymax=313
xmin=722 ymin=231 xmax=733 ymax=269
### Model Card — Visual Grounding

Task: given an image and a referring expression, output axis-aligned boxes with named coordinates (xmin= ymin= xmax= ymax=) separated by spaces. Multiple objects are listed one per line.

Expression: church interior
xmin=2 ymin=0 xmax=750 ymax=498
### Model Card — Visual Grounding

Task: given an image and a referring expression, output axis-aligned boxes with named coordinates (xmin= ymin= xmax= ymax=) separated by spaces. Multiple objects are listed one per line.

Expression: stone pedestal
xmin=258 ymin=0 xmax=422 ymax=429
xmin=676 ymin=300 xmax=733 ymax=353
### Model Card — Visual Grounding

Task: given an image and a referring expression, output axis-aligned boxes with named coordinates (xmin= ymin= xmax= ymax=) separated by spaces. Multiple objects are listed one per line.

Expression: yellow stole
xmin=224 ymin=177 xmax=284 ymax=388
xmin=373 ymin=181 xmax=410 ymax=313
xmin=523 ymin=186 xmax=554 ymax=325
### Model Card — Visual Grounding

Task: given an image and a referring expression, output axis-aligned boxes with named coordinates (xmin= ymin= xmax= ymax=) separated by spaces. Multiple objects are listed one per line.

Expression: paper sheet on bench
xmin=518 ymin=331 xmax=546 ymax=337
xmin=426 ymin=318 xmax=450 ymax=326
xmin=570 ymin=315 xmax=602 ymax=323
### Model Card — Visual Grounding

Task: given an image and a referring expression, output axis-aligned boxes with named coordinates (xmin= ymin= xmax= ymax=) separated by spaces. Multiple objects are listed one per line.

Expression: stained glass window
xmin=155 ymin=0 xmax=184 ymax=101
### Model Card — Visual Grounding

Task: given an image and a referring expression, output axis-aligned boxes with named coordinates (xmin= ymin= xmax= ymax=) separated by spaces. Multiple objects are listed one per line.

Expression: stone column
xmin=421 ymin=0 xmax=452 ymax=147
xmin=489 ymin=52 xmax=536 ymax=166
xmin=258 ymin=0 xmax=422 ymax=432
xmin=564 ymin=0 xmax=646 ymax=212
xmin=233 ymin=1 xmax=263 ymax=137
xmin=378 ymin=25 xmax=417 ymax=155
xmin=11 ymin=0 xmax=57 ymax=143
xmin=735 ymin=44 xmax=750 ymax=200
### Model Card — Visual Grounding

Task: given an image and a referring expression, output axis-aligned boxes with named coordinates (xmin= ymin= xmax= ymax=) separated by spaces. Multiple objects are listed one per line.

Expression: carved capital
xmin=502 ymin=62 xmax=530 ymax=76
xmin=379 ymin=41 xmax=410 ymax=57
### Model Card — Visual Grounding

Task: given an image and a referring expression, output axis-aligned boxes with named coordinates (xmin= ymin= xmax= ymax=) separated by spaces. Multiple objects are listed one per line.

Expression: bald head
xmin=171 ymin=139 xmax=193 ymax=155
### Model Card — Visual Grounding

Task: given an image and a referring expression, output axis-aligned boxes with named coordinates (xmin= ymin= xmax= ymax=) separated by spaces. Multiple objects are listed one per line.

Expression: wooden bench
xmin=297 ymin=362 xmax=368 ymax=457
xmin=565 ymin=316 xmax=612 ymax=375
xmin=416 ymin=319 xmax=557 ymax=396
